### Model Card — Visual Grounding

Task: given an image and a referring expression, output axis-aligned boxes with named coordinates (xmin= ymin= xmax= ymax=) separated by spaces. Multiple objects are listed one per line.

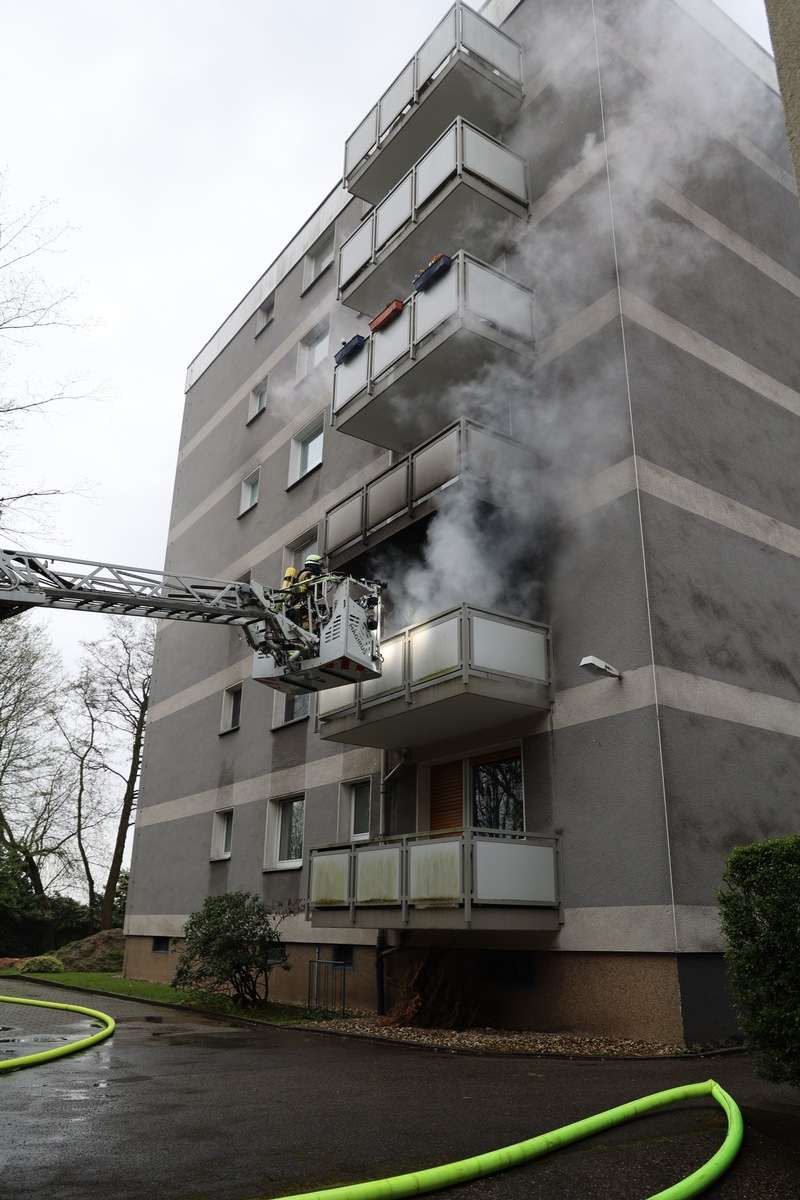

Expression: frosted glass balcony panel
xmin=417 ymin=7 xmax=458 ymax=84
xmin=416 ymin=125 xmax=458 ymax=208
xmin=326 ymin=493 xmax=363 ymax=552
xmin=333 ymin=343 xmax=370 ymax=413
xmin=339 ymin=219 xmax=374 ymax=289
xmin=460 ymin=7 xmax=522 ymax=82
xmin=409 ymin=839 xmax=462 ymax=903
xmin=474 ymin=840 xmax=557 ymax=904
xmin=464 ymin=260 xmax=533 ymax=341
xmin=366 ymin=462 xmax=409 ymax=527
xmin=410 ymin=616 xmax=461 ymax=683
xmin=414 ymin=266 xmax=459 ymax=341
xmin=471 ymin=616 xmax=548 ymax=681
xmin=379 ymin=61 xmax=416 ymax=138
xmin=413 ymin=425 xmax=460 ymax=496
xmin=376 ymin=174 xmax=413 ymax=250
xmin=309 ymin=852 xmax=350 ymax=907
xmin=372 ymin=305 xmax=412 ymax=377
xmin=356 ymin=846 xmax=402 ymax=904
xmin=361 ymin=637 xmax=404 ymax=701
xmin=463 ymin=125 xmax=527 ymax=201
xmin=317 ymin=683 xmax=356 ymax=718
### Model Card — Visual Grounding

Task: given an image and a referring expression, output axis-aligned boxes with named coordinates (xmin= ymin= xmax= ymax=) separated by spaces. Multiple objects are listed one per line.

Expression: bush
xmin=19 ymin=955 xmax=64 ymax=974
xmin=719 ymin=833 xmax=800 ymax=1088
xmin=171 ymin=892 xmax=289 ymax=1006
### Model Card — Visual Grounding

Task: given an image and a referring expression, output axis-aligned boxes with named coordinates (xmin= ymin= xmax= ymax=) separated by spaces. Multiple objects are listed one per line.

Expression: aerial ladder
xmin=0 ymin=549 xmax=383 ymax=695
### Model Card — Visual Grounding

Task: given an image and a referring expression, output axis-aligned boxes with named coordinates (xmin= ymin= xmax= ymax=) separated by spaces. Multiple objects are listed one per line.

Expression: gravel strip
xmin=309 ymin=1015 xmax=694 ymax=1057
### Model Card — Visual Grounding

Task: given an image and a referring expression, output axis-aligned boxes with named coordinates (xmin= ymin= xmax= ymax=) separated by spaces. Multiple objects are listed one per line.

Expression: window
xmin=283 ymin=692 xmax=310 ymax=723
xmin=220 ymin=684 xmax=242 ymax=733
xmin=211 ymin=809 xmax=234 ymax=860
xmin=471 ymin=751 xmax=523 ymax=831
xmin=297 ymin=320 xmax=330 ymax=378
xmin=255 ymin=293 xmax=274 ymax=334
xmin=151 ymin=936 xmax=170 ymax=954
xmin=291 ymin=533 xmax=319 ymax=569
xmin=304 ymin=232 xmax=334 ymax=289
xmin=248 ymin=376 xmax=268 ymax=422
xmin=329 ymin=944 xmax=354 ymax=968
xmin=289 ymin=415 xmax=324 ymax=484
xmin=239 ymin=468 xmax=260 ymax=515
xmin=278 ymin=797 xmax=304 ymax=866
xmin=350 ymin=780 xmax=371 ymax=840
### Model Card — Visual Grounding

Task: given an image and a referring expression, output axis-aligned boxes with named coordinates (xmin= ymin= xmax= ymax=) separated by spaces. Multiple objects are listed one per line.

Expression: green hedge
xmin=19 ymin=955 xmax=64 ymax=974
xmin=719 ymin=833 xmax=800 ymax=1088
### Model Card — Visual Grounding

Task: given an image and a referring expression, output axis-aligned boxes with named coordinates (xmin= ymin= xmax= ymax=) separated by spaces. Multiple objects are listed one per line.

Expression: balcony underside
xmin=334 ymin=320 xmax=534 ymax=453
xmin=348 ymin=55 xmax=523 ymax=205
xmin=319 ymin=675 xmax=550 ymax=749
xmin=310 ymin=905 xmax=561 ymax=931
xmin=341 ymin=177 xmax=527 ymax=316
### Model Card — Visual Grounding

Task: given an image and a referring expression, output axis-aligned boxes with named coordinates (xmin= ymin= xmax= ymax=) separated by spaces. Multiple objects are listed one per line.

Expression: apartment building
xmin=124 ymin=0 xmax=800 ymax=1045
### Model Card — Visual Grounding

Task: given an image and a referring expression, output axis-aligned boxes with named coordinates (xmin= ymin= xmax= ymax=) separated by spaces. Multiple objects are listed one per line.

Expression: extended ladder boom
xmin=0 ymin=550 xmax=270 ymax=626
xmin=0 ymin=548 xmax=384 ymax=695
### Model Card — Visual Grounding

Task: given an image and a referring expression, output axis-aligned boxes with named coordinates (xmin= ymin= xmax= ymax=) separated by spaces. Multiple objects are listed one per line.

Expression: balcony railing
xmin=332 ymin=251 xmax=535 ymax=452
xmin=339 ymin=118 xmax=529 ymax=315
xmin=317 ymin=604 xmax=550 ymax=749
xmin=308 ymin=828 xmax=561 ymax=931
xmin=323 ymin=419 xmax=538 ymax=564
xmin=344 ymin=2 xmax=524 ymax=204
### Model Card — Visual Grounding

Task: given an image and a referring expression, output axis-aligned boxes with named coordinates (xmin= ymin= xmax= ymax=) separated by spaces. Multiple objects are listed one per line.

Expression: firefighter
xmin=288 ymin=554 xmax=326 ymax=630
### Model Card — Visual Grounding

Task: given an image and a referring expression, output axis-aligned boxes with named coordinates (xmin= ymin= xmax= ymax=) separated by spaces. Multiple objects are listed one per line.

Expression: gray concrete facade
xmin=126 ymin=0 xmax=800 ymax=1042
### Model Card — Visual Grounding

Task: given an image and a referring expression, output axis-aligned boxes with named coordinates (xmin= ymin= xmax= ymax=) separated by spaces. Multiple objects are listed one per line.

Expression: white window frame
xmin=211 ymin=809 xmax=234 ymax=860
xmin=274 ymin=690 xmax=311 ymax=728
xmin=297 ymin=320 xmax=330 ymax=379
xmin=248 ymin=376 xmax=269 ymax=422
xmin=239 ymin=468 xmax=260 ymax=515
xmin=220 ymin=684 xmax=243 ymax=733
xmin=288 ymin=415 xmax=324 ymax=485
xmin=349 ymin=779 xmax=371 ymax=841
xmin=288 ymin=532 xmax=319 ymax=571
xmin=303 ymin=231 xmax=334 ymax=290
xmin=265 ymin=795 xmax=305 ymax=870
xmin=255 ymin=293 xmax=274 ymax=334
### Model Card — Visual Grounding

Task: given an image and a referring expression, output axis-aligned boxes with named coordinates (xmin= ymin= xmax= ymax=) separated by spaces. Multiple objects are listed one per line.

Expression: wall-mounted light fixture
xmin=579 ymin=655 xmax=621 ymax=680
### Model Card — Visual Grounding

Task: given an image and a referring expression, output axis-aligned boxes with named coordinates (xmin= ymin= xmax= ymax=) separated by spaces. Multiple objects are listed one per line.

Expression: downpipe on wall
xmin=376 ymin=749 xmax=407 ymax=1016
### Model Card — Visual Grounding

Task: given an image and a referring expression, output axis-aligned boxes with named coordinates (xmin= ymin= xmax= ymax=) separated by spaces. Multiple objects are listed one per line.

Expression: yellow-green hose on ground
xmin=267 ymin=1079 xmax=742 ymax=1200
xmin=0 ymin=993 xmax=115 ymax=1072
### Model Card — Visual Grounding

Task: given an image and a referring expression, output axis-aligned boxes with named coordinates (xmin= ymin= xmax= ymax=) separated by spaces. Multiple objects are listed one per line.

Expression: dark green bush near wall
xmin=719 ymin=833 xmax=800 ymax=1088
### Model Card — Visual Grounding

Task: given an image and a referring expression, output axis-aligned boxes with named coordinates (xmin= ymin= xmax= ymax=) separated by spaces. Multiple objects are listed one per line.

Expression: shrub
xmin=719 ymin=833 xmax=800 ymax=1088
xmin=171 ymin=892 xmax=288 ymax=1006
xmin=19 ymin=955 xmax=64 ymax=974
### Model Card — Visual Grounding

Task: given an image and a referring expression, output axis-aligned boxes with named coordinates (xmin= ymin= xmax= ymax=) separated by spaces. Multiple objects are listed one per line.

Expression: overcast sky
xmin=0 ymin=0 xmax=773 ymax=670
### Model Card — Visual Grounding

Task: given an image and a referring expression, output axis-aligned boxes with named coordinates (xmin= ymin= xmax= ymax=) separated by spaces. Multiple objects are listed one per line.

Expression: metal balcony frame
xmin=344 ymin=2 xmax=524 ymax=192
xmin=308 ymin=827 xmax=563 ymax=927
xmin=338 ymin=116 xmax=530 ymax=302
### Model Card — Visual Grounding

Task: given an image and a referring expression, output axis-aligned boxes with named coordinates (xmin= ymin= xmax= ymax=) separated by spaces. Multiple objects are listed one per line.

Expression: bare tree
xmin=71 ymin=619 xmax=154 ymax=930
xmin=0 ymin=615 xmax=76 ymax=895
xmin=0 ymin=170 xmax=91 ymax=535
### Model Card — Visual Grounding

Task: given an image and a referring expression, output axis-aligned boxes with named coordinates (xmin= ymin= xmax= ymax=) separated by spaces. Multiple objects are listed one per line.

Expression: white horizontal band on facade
xmin=135 ymin=744 xmax=380 ymax=830
xmin=556 ymin=905 xmax=723 ymax=952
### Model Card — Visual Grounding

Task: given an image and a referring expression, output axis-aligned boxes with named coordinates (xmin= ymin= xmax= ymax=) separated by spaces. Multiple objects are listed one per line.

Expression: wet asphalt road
xmin=2 ymin=980 xmax=800 ymax=1200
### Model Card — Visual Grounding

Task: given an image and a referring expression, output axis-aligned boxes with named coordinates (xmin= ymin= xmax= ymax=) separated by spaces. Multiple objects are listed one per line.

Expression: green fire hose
xmin=0 ymin=993 xmax=115 ymax=1072
xmin=267 ymin=1079 xmax=742 ymax=1200
xmin=1 ymin=997 xmax=741 ymax=1199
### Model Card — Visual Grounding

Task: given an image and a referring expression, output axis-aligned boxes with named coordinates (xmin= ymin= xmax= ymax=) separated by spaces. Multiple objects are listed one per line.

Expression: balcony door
xmin=429 ymin=760 xmax=464 ymax=835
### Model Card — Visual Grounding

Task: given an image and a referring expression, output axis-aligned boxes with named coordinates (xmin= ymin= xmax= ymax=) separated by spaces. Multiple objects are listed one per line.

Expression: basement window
xmin=151 ymin=937 xmax=171 ymax=954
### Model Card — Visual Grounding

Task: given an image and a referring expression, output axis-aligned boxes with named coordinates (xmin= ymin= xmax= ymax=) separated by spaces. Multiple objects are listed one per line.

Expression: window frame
xmin=274 ymin=689 xmax=311 ymax=728
xmin=349 ymin=779 xmax=371 ymax=841
xmin=239 ymin=467 xmax=260 ymax=515
xmin=220 ymin=684 xmax=243 ymax=733
xmin=297 ymin=320 xmax=330 ymax=379
xmin=255 ymin=293 xmax=275 ymax=335
xmin=288 ymin=414 xmax=324 ymax=486
xmin=303 ymin=231 xmax=335 ymax=291
xmin=269 ymin=795 xmax=304 ymax=870
xmin=211 ymin=809 xmax=234 ymax=860
xmin=248 ymin=376 xmax=269 ymax=423
xmin=470 ymin=749 xmax=524 ymax=832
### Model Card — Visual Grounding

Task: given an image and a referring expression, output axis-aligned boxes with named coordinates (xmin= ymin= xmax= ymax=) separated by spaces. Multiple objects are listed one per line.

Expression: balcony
xmin=317 ymin=604 xmax=550 ymax=749
xmin=323 ymin=419 xmax=537 ymax=566
xmin=308 ymin=828 xmax=561 ymax=931
xmin=332 ymin=252 xmax=535 ymax=452
xmin=344 ymin=3 xmax=524 ymax=204
xmin=339 ymin=119 xmax=529 ymax=316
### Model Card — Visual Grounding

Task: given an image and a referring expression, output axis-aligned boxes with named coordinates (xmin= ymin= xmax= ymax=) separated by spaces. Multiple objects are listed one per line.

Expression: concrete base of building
xmin=123 ymin=935 xmax=738 ymax=1046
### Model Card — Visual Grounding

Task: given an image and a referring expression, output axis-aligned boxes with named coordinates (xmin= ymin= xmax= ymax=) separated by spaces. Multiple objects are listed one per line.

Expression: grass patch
xmin=0 ymin=969 xmax=330 ymax=1024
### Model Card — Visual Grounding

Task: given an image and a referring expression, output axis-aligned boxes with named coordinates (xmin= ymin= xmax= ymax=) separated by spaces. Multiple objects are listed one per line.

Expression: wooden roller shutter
xmin=429 ymin=760 xmax=464 ymax=834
